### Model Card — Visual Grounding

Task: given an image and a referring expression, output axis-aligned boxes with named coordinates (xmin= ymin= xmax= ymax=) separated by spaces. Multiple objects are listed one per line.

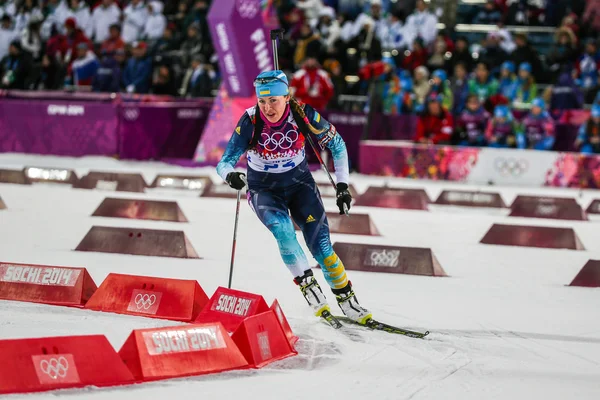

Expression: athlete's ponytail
xmin=289 ymin=97 xmax=325 ymax=135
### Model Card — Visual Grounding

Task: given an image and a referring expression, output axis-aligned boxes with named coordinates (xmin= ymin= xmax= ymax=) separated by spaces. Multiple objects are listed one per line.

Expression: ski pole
xmin=227 ymin=176 xmax=246 ymax=289
xmin=269 ymin=29 xmax=349 ymax=216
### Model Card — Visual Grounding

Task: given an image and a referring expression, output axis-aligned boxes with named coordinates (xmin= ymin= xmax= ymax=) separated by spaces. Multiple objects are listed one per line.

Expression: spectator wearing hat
xmin=412 ymin=65 xmax=430 ymax=112
xmin=181 ymin=54 xmax=214 ymax=97
xmin=575 ymin=104 xmax=600 ymax=154
xmin=498 ymin=61 xmax=518 ymax=102
xmin=474 ymin=0 xmax=502 ymax=24
xmin=547 ymin=27 xmax=578 ymax=81
xmin=414 ymin=93 xmax=453 ymax=145
xmin=59 ymin=17 xmax=92 ymax=65
xmin=315 ymin=7 xmax=340 ymax=55
xmin=520 ymin=98 xmax=555 ymax=150
xmin=20 ymin=13 xmax=42 ymax=61
xmin=14 ymin=0 xmax=42 ymax=34
xmin=382 ymin=8 xmax=409 ymax=50
xmin=63 ymin=0 xmax=92 ymax=38
xmin=575 ymin=39 xmax=600 ymax=103
xmin=402 ymin=37 xmax=427 ymax=72
xmin=353 ymin=0 xmax=388 ymax=44
xmin=447 ymin=36 xmax=473 ymax=73
xmin=428 ymin=69 xmax=453 ymax=111
xmin=548 ymin=72 xmax=584 ymax=112
xmin=294 ymin=22 xmax=322 ymax=69
xmin=486 ymin=104 xmax=521 ymax=148
xmin=101 ymin=23 xmax=124 ymax=54
xmin=404 ymin=0 xmax=438 ymax=48
xmin=0 ymin=40 xmax=31 ymax=88
xmin=150 ymin=23 xmax=181 ymax=57
xmin=91 ymin=0 xmax=120 ymax=44
xmin=453 ymin=94 xmax=490 ymax=146
xmin=143 ymin=1 xmax=165 ymax=43
xmin=180 ymin=21 xmax=203 ymax=67
xmin=296 ymin=0 xmax=324 ymax=25
xmin=468 ymin=62 xmax=499 ymax=105
xmin=92 ymin=49 xmax=121 ymax=92
xmin=426 ymin=35 xmax=450 ymax=73
xmin=290 ymin=57 xmax=335 ymax=109
xmin=69 ymin=42 xmax=99 ymax=87
xmin=514 ymin=62 xmax=537 ymax=105
xmin=480 ymin=32 xmax=509 ymax=76
xmin=122 ymin=0 xmax=147 ymax=44
xmin=152 ymin=63 xmax=177 ymax=96
xmin=510 ymin=33 xmax=543 ymax=82
xmin=122 ymin=40 xmax=151 ymax=93
xmin=0 ymin=14 xmax=17 ymax=60
xmin=450 ymin=62 xmax=469 ymax=114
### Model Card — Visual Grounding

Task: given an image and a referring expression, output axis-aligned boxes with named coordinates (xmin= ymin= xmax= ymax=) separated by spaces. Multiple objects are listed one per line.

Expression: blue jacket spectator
xmin=520 ymin=98 xmax=555 ymax=150
xmin=576 ymin=104 xmax=600 ymax=154
xmin=498 ymin=61 xmax=518 ymax=101
xmin=70 ymin=43 xmax=99 ymax=87
xmin=473 ymin=0 xmax=502 ymax=24
xmin=550 ymin=72 xmax=584 ymax=111
xmin=92 ymin=51 xmax=121 ymax=92
xmin=122 ymin=41 xmax=152 ymax=93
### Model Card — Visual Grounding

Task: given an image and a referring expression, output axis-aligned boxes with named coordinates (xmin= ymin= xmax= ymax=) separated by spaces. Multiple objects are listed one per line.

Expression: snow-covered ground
xmin=0 ymin=153 xmax=599 ymax=400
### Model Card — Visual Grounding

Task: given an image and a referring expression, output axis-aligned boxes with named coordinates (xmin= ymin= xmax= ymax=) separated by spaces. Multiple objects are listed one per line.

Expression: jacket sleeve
xmin=303 ymin=104 xmax=350 ymax=184
xmin=216 ymin=112 xmax=254 ymax=182
xmin=433 ymin=114 xmax=453 ymax=144
xmin=415 ymin=116 xmax=426 ymax=142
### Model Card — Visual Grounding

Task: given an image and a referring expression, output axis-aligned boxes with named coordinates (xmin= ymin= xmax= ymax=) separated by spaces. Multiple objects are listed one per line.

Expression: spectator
xmin=353 ymin=0 xmax=387 ymax=43
xmin=547 ymin=27 xmax=578 ymax=81
xmin=183 ymin=0 xmax=210 ymax=39
xmin=143 ymin=1 xmax=166 ymax=43
xmin=296 ymin=0 xmax=324 ymax=24
xmin=510 ymin=33 xmax=543 ymax=82
xmin=63 ymin=0 xmax=92 ymax=38
xmin=515 ymin=62 xmax=537 ymax=104
xmin=382 ymin=76 xmax=413 ymax=115
xmin=294 ymin=22 xmax=322 ymax=69
xmin=290 ymin=57 xmax=335 ymax=109
xmin=101 ymin=23 xmax=124 ymax=54
xmin=473 ymin=0 xmax=502 ymax=24
xmin=40 ymin=0 xmax=67 ymax=39
xmin=404 ymin=0 xmax=438 ymax=48
xmin=180 ymin=21 xmax=202 ymax=67
xmin=114 ymin=47 xmax=126 ymax=69
xmin=575 ymin=39 xmax=600 ymax=103
xmin=172 ymin=0 xmax=188 ymax=32
xmin=382 ymin=9 xmax=408 ymax=50
xmin=583 ymin=0 xmax=600 ymax=33
xmin=498 ymin=61 xmax=518 ymax=102
xmin=0 ymin=15 xmax=17 ymax=60
xmin=468 ymin=62 xmax=499 ymax=104
xmin=150 ymin=23 xmax=180 ymax=56
xmin=414 ymin=94 xmax=453 ymax=145
xmin=453 ymin=94 xmax=490 ymax=146
xmin=14 ymin=0 xmax=42 ymax=33
xmin=429 ymin=69 xmax=452 ymax=111
xmin=506 ymin=0 xmax=545 ymax=26
xmin=92 ymin=50 xmax=121 ymax=92
xmin=315 ymin=7 xmax=340 ymax=55
xmin=486 ymin=104 xmax=520 ymax=148
xmin=447 ymin=36 xmax=473 ymax=72
xmin=181 ymin=54 xmax=214 ymax=97
xmin=39 ymin=53 xmax=61 ymax=89
xmin=152 ymin=64 xmax=176 ymax=95
xmin=520 ymin=98 xmax=555 ymax=150
xmin=412 ymin=65 xmax=429 ymax=111
xmin=426 ymin=35 xmax=449 ymax=73
xmin=480 ymin=32 xmax=508 ymax=77
xmin=450 ymin=62 xmax=469 ymax=114
xmin=61 ymin=17 xmax=91 ymax=65
xmin=69 ymin=42 xmax=99 ymax=87
xmin=548 ymin=72 xmax=584 ymax=111
xmin=495 ymin=25 xmax=517 ymax=54
xmin=323 ymin=59 xmax=348 ymax=110
xmin=20 ymin=14 xmax=42 ymax=61
xmin=122 ymin=0 xmax=148 ymax=44
xmin=0 ymin=0 xmax=16 ymax=19
xmin=91 ymin=0 xmax=120 ymax=44
xmin=122 ymin=41 xmax=151 ymax=93
xmin=575 ymin=104 xmax=600 ymax=154
xmin=0 ymin=40 xmax=31 ymax=88
xmin=402 ymin=37 xmax=427 ymax=72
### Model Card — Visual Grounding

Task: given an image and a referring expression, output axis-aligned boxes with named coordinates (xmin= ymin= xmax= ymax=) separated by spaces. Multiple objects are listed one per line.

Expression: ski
xmin=320 ymin=309 xmax=343 ymax=329
xmin=334 ymin=316 xmax=429 ymax=339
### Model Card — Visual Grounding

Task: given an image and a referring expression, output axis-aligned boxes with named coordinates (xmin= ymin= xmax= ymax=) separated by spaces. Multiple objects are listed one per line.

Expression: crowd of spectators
xmin=0 ymin=0 xmax=599 ymax=151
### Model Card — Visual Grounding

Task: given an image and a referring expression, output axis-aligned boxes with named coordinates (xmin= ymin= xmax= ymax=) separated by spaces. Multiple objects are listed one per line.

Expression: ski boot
xmin=294 ymin=269 xmax=330 ymax=317
xmin=332 ymin=282 xmax=372 ymax=324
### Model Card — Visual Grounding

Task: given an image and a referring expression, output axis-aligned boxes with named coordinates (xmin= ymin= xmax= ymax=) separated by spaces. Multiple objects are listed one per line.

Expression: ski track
xmin=0 ymin=154 xmax=599 ymax=399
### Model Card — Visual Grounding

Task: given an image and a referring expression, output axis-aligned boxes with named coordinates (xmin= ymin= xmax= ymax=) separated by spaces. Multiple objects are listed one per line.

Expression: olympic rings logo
xmin=40 ymin=357 xmax=69 ymax=379
xmin=123 ymin=108 xmax=139 ymax=121
xmin=494 ymin=157 xmax=529 ymax=177
xmin=135 ymin=293 xmax=157 ymax=310
xmin=258 ymin=129 xmax=299 ymax=151
xmin=365 ymin=249 xmax=400 ymax=268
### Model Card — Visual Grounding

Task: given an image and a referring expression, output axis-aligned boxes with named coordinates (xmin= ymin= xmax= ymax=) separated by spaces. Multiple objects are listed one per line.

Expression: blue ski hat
xmin=501 ymin=61 xmax=515 ymax=73
xmin=494 ymin=104 xmax=510 ymax=119
xmin=254 ymin=70 xmax=289 ymax=98
xmin=432 ymin=69 xmax=447 ymax=82
xmin=532 ymin=97 xmax=545 ymax=110
xmin=592 ymin=104 xmax=600 ymax=118
xmin=519 ymin=62 xmax=532 ymax=73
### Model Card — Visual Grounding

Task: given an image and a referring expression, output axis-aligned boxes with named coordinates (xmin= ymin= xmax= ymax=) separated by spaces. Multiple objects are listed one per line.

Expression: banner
xmin=207 ymin=0 xmax=274 ymax=98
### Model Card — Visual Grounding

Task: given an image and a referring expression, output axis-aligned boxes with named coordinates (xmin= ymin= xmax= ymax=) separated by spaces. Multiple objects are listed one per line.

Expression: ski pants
xmin=246 ymin=162 xmax=348 ymax=290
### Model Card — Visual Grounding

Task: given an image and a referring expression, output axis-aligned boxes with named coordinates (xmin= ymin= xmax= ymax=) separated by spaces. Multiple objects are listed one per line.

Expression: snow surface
xmin=0 ymin=153 xmax=599 ymax=400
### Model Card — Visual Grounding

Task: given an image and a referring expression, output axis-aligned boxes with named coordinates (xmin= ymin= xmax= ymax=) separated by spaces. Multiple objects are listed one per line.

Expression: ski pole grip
xmin=270 ymin=29 xmax=285 ymax=40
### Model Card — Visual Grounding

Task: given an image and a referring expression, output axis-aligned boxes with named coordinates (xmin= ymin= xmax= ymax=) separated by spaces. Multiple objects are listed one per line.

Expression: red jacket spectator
xmin=403 ymin=38 xmax=428 ymax=72
xmin=290 ymin=58 xmax=334 ymax=110
xmin=50 ymin=17 xmax=92 ymax=65
xmin=101 ymin=24 xmax=125 ymax=54
xmin=415 ymin=94 xmax=454 ymax=144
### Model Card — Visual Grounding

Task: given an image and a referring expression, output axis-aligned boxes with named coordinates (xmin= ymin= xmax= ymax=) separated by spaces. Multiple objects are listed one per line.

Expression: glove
xmin=226 ymin=172 xmax=246 ymax=190
xmin=336 ymin=183 xmax=352 ymax=215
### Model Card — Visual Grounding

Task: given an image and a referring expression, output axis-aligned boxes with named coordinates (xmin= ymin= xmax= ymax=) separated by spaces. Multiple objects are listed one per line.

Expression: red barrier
xmin=0 ymin=262 xmax=97 ymax=307
xmin=195 ymin=287 xmax=270 ymax=333
xmin=92 ymin=198 xmax=188 ymax=222
xmin=150 ymin=175 xmax=213 ymax=192
xmin=23 ymin=167 xmax=78 ymax=185
xmin=434 ymin=190 xmax=506 ymax=208
xmin=270 ymin=299 xmax=298 ymax=346
xmin=231 ymin=310 xmax=297 ymax=368
xmin=585 ymin=200 xmax=600 ymax=215
xmin=74 ymin=172 xmax=147 ymax=192
xmin=569 ymin=260 xmax=600 ymax=287
xmin=201 ymin=184 xmax=245 ymax=199
xmin=355 ymin=186 xmax=429 ymax=210
xmin=0 ymin=169 xmax=30 ymax=184
xmin=480 ymin=224 xmax=585 ymax=250
xmin=118 ymin=323 xmax=249 ymax=381
xmin=0 ymin=335 xmax=134 ymax=394
xmin=85 ymin=273 xmax=209 ymax=321
xmin=509 ymin=195 xmax=587 ymax=221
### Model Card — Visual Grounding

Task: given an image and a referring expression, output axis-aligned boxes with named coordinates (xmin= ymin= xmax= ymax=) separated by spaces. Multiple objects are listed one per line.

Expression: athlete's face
xmin=258 ymin=95 xmax=289 ymax=123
